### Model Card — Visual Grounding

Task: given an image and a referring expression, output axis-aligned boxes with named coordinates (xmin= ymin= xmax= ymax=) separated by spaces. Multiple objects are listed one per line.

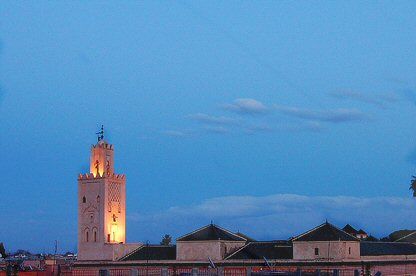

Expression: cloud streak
xmin=223 ymin=98 xmax=268 ymax=115
xmin=188 ymin=113 xmax=238 ymax=125
xmin=128 ymin=194 xmax=416 ymax=242
xmin=275 ymin=105 xmax=367 ymax=123
xmin=329 ymin=90 xmax=398 ymax=108
xmin=176 ymin=98 xmax=370 ymax=138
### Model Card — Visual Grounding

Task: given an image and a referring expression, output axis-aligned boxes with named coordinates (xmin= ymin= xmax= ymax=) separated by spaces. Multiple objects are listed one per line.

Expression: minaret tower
xmin=78 ymin=126 xmax=127 ymax=260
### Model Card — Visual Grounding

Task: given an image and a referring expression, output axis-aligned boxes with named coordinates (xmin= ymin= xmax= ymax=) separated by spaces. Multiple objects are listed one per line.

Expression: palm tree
xmin=410 ymin=176 xmax=416 ymax=197
xmin=160 ymin=234 xmax=172 ymax=246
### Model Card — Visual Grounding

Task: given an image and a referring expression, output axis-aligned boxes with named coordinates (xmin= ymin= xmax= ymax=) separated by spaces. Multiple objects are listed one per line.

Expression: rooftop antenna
xmin=263 ymin=256 xmax=271 ymax=268
xmin=54 ymin=240 xmax=58 ymax=256
xmin=96 ymin=125 xmax=104 ymax=142
xmin=208 ymin=257 xmax=216 ymax=269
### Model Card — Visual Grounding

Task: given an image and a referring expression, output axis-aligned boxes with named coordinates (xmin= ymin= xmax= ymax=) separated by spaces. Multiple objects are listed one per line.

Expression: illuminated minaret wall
xmin=78 ymin=135 xmax=127 ymax=261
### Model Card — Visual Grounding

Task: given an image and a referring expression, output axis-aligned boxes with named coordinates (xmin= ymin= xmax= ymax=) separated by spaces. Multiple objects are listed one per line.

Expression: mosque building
xmin=74 ymin=130 xmax=416 ymax=275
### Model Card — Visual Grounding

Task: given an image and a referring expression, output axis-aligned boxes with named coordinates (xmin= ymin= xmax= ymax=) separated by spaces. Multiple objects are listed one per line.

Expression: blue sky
xmin=1 ymin=1 xmax=416 ymax=253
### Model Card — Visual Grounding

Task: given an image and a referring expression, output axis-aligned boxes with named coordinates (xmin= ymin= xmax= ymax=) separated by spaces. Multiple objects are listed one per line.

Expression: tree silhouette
xmin=160 ymin=234 xmax=172 ymax=246
xmin=0 ymin=243 xmax=6 ymax=258
xmin=410 ymin=175 xmax=416 ymax=197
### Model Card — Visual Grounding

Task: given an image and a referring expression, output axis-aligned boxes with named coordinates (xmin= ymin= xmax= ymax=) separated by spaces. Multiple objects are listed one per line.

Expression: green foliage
xmin=410 ymin=175 xmax=416 ymax=197
xmin=160 ymin=234 xmax=172 ymax=246
xmin=0 ymin=243 xmax=6 ymax=258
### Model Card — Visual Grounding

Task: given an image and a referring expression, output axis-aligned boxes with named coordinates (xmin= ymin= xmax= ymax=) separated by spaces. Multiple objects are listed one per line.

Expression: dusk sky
xmin=1 ymin=2 xmax=416 ymax=253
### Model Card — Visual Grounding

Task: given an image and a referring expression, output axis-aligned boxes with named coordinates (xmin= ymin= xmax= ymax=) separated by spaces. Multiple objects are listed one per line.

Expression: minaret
xmin=77 ymin=127 xmax=126 ymax=261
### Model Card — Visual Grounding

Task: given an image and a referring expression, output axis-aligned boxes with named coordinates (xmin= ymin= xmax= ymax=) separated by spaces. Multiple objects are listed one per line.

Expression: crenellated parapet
xmin=92 ymin=141 xmax=113 ymax=150
xmin=78 ymin=173 xmax=126 ymax=180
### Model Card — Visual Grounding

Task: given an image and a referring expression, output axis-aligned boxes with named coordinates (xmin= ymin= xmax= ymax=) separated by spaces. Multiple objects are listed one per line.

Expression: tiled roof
xmin=361 ymin=242 xmax=416 ymax=256
xmin=357 ymin=229 xmax=367 ymax=235
xmin=177 ymin=224 xmax=246 ymax=242
xmin=225 ymin=241 xmax=292 ymax=260
xmin=292 ymin=222 xmax=359 ymax=242
xmin=389 ymin=230 xmax=416 ymax=243
xmin=342 ymin=224 xmax=358 ymax=235
xmin=235 ymin=232 xmax=256 ymax=242
xmin=119 ymin=245 xmax=176 ymax=261
xmin=364 ymin=235 xmax=379 ymax=242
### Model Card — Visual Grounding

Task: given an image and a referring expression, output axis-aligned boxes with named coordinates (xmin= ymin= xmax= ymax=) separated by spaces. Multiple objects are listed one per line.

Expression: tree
xmin=0 ymin=243 xmax=6 ymax=258
xmin=160 ymin=234 xmax=172 ymax=246
xmin=410 ymin=175 xmax=416 ymax=197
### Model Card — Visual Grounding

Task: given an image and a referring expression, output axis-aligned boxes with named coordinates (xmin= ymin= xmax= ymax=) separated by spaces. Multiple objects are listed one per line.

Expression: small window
xmin=82 ymin=196 xmax=86 ymax=203
xmin=86 ymin=231 xmax=89 ymax=242
xmin=96 ymin=195 xmax=100 ymax=203
xmin=107 ymin=234 xmax=110 ymax=242
xmin=349 ymin=247 xmax=351 ymax=254
xmin=94 ymin=230 xmax=97 ymax=242
xmin=314 ymin=248 xmax=319 ymax=256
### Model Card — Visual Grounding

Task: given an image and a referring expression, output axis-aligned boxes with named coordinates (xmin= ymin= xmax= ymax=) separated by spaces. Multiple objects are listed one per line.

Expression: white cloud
xmin=188 ymin=113 xmax=238 ymax=125
xmin=223 ymin=98 xmax=268 ymax=115
xmin=275 ymin=105 xmax=367 ymax=123
xmin=127 ymin=194 xmax=416 ymax=242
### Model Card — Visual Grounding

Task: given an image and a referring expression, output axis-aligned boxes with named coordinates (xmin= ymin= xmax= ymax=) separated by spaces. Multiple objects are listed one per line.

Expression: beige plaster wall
xmin=293 ymin=241 xmax=360 ymax=260
xmin=177 ymin=241 xmax=246 ymax=261
xmin=177 ymin=241 xmax=222 ymax=261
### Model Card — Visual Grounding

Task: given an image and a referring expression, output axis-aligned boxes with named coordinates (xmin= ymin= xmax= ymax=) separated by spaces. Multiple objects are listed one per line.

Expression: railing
xmin=5 ymin=266 xmax=404 ymax=276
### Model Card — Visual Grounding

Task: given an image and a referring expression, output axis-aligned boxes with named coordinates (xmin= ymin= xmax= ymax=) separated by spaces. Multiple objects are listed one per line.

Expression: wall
xmin=293 ymin=241 xmax=360 ymax=260
xmin=177 ymin=241 xmax=222 ymax=261
xmin=176 ymin=241 xmax=246 ymax=261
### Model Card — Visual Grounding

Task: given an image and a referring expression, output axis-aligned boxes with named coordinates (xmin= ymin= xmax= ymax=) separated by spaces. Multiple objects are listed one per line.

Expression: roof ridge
xmin=177 ymin=223 xmax=246 ymax=242
xmin=291 ymin=222 xmax=327 ymax=241
xmin=395 ymin=230 xmax=416 ymax=242
xmin=213 ymin=224 xmax=247 ymax=241
xmin=224 ymin=242 xmax=251 ymax=260
xmin=118 ymin=244 xmax=144 ymax=261
xmin=361 ymin=241 xmax=414 ymax=244
xmin=176 ymin=224 xmax=212 ymax=241
xmin=292 ymin=221 xmax=359 ymax=241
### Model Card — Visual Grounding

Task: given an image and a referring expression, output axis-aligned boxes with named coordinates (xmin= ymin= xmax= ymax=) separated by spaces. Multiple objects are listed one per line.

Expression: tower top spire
xmin=96 ymin=125 xmax=104 ymax=142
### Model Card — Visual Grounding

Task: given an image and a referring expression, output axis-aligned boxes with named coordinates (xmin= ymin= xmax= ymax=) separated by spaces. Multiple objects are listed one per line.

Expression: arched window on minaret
xmin=93 ymin=228 xmax=98 ymax=242
xmin=85 ymin=228 xmax=90 ymax=242
xmin=82 ymin=196 xmax=86 ymax=203
xmin=96 ymin=195 xmax=100 ymax=204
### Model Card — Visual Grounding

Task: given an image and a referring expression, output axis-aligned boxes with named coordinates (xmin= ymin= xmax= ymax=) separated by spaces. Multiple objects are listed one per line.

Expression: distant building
xmin=292 ymin=222 xmax=360 ymax=261
xmin=74 ymin=135 xmax=416 ymax=275
xmin=342 ymin=224 xmax=368 ymax=240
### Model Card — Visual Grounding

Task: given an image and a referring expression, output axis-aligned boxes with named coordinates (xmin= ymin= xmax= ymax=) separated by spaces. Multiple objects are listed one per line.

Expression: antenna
xmin=263 ymin=256 xmax=271 ymax=268
xmin=208 ymin=257 xmax=216 ymax=269
xmin=54 ymin=240 xmax=58 ymax=256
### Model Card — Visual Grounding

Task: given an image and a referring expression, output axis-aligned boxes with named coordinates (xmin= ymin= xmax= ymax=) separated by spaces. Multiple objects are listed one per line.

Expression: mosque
xmin=74 ymin=131 xmax=416 ymax=275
